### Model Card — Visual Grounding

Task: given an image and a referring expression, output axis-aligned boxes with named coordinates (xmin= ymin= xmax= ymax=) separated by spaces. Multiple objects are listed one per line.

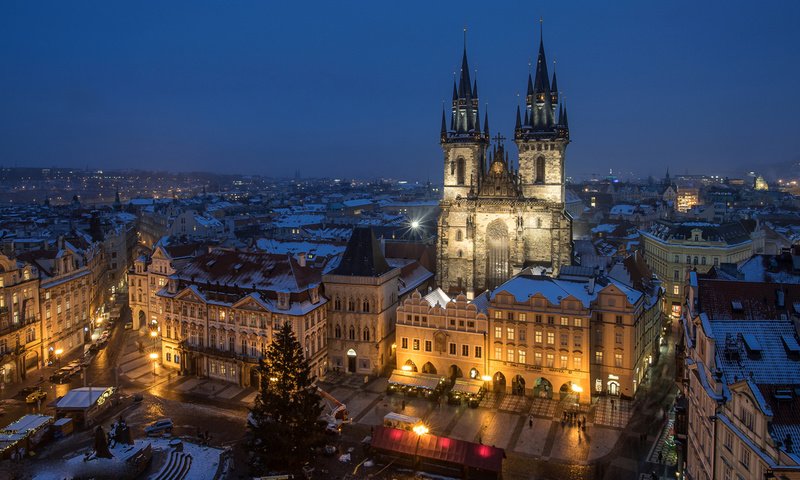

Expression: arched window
xmin=456 ymin=157 xmax=466 ymax=185
xmin=362 ymin=300 xmax=370 ymax=312
xmin=334 ymin=324 xmax=341 ymax=339
xmin=486 ymin=219 xmax=510 ymax=290
xmin=457 ymin=250 xmax=463 ymax=258
xmin=535 ymin=156 xmax=545 ymax=183
xmin=348 ymin=299 xmax=355 ymax=311
xmin=363 ymin=327 xmax=370 ymax=342
xmin=455 ymin=229 xmax=463 ymax=241
xmin=450 ymin=160 xmax=455 ymax=175
xmin=349 ymin=325 xmax=356 ymax=340
xmin=334 ymin=297 xmax=341 ymax=310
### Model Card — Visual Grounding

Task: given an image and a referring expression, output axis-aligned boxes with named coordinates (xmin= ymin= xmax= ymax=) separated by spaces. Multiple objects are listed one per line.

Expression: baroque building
xmin=437 ymin=32 xmax=572 ymax=298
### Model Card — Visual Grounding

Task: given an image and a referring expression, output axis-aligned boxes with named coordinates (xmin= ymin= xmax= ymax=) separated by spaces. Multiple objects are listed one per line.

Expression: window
xmin=495 ymin=346 xmax=502 ymax=360
xmin=714 ymin=257 xmax=719 ymax=266
xmin=462 ymin=344 xmax=469 ymax=356
xmin=560 ymin=333 xmax=568 ymax=347
xmin=723 ymin=431 xmax=733 ymax=451
xmin=413 ymin=339 xmax=420 ymax=351
xmin=547 ymin=332 xmax=555 ymax=345
xmin=574 ymin=318 xmax=582 ymax=328
xmin=334 ymin=325 xmax=341 ymax=338
xmin=519 ymin=313 xmax=527 ymax=321
xmin=475 ymin=346 xmax=482 ymax=358
xmin=615 ymin=315 xmax=623 ymax=325
xmin=424 ymin=340 xmax=432 ymax=352
xmin=518 ymin=328 xmax=526 ymax=342
xmin=560 ymin=316 xmax=569 ymax=326
xmin=740 ymin=407 xmax=754 ymax=430
xmin=546 ymin=353 xmax=554 ymax=368
xmin=701 ymin=257 xmax=706 ymax=265
xmin=507 ymin=348 xmax=514 ymax=362
xmin=573 ymin=356 xmax=581 ymax=370
xmin=547 ymin=316 xmax=554 ymax=325
xmin=673 ymin=285 xmax=680 ymax=295
xmin=401 ymin=337 xmax=408 ymax=349
xmin=534 ymin=156 xmax=545 ymax=183
xmin=614 ymin=353 xmax=623 ymax=367
xmin=535 ymin=331 xmax=543 ymax=343
xmin=674 ymin=254 xmax=679 ymax=263
xmin=363 ymin=327 xmax=370 ymax=342
xmin=506 ymin=327 xmax=515 ymax=341
xmin=495 ymin=326 xmax=502 ymax=338
xmin=535 ymin=314 xmax=542 ymax=323
xmin=518 ymin=350 xmax=526 ymax=364
xmin=166 ymin=352 xmax=172 ymax=362
xmin=534 ymin=352 xmax=542 ymax=366
xmin=740 ymin=447 xmax=750 ymax=470
xmin=574 ymin=335 xmax=582 ymax=347
xmin=615 ymin=332 xmax=623 ymax=345
xmin=595 ymin=351 xmax=603 ymax=364
xmin=507 ymin=312 xmax=514 ymax=321
xmin=456 ymin=229 xmax=463 ymax=241
xmin=349 ymin=326 xmax=355 ymax=340
xmin=456 ymin=157 xmax=466 ymax=185
xmin=560 ymin=355 xmax=568 ymax=369
xmin=449 ymin=343 xmax=456 ymax=355
xmin=174 ymin=353 xmax=180 ymax=364
xmin=673 ymin=270 xmax=679 ymax=281
xmin=494 ymin=311 xmax=503 ymax=319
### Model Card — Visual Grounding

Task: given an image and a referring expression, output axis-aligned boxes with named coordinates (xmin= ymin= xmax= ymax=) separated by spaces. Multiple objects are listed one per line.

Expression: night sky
xmin=2 ymin=1 xmax=799 ymax=181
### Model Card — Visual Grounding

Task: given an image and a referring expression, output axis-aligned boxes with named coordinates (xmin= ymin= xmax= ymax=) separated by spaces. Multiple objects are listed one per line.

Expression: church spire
xmin=450 ymin=27 xmax=482 ymax=135
xmin=483 ymin=107 xmax=490 ymax=137
xmin=441 ymin=106 xmax=447 ymax=138
xmin=515 ymin=105 xmax=522 ymax=130
xmin=550 ymin=59 xmax=559 ymax=109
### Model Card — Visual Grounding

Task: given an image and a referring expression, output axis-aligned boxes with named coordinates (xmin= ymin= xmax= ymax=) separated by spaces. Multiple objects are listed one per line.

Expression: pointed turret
xmin=449 ymin=33 xmax=483 ymax=136
xmin=562 ymin=101 xmax=569 ymax=128
xmin=473 ymin=76 xmax=478 ymax=99
xmin=441 ymin=107 xmax=447 ymax=138
xmin=550 ymin=61 xmax=559 ymax=109
xmin=483 ymin=109 xmax=490 ymax=137
xmin=515 ymin=105 xmax=522 ymax=130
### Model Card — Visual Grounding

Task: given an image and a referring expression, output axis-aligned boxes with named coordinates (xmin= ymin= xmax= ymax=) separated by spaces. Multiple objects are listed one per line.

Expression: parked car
xmin=16 ymin=386 xmax=40 ymax=399
xmin=25 ymin=389 xmax=47 ymax=404
xmin=144 ymin=418 xmax=173 ymax=435
xmin=50 ymin=368 xmax=72 ymax=384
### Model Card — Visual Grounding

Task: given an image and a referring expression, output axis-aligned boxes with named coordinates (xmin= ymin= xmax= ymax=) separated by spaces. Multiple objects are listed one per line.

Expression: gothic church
xmin=436 ymin=30 xmax=573 ymax=297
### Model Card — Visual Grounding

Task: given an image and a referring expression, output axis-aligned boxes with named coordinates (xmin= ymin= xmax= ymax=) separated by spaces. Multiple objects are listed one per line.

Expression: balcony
xmin=178 ymin=340 xmax=262 ymax=363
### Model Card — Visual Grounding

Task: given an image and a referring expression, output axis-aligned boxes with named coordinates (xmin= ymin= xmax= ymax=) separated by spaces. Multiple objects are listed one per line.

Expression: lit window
xmin=673 ymin=285 xmax=680 ymax=295
xmin=506 ymin=327 xmax=515 ymax=341
xmin=507 ymin=349 xmax=514 ymax=362
xmin=495 ymin=326 xmax=502 ymax=339
xmin=547 ymin=332 xmax=555 ymax=345
xmin=518 ymin=350 xmax=526 ymax=364
xmin=614 ymin=353 xmax=623 ymax=367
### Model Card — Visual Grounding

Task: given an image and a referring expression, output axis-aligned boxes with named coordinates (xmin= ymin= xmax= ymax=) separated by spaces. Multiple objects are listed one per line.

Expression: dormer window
xmin=278 ymin=292 xmax=290 ymax=310
xmin=310 ymin=287 xmax=319 ymax=304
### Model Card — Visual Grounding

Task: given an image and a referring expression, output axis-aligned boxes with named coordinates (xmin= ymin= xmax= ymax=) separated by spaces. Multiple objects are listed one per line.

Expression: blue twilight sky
xmin=1 ymin=1 xmax=799 ymax=182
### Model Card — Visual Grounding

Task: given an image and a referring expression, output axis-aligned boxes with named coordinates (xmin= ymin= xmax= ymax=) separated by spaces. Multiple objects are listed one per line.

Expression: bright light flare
xmin=410 ymin=220 xmax=420 ymax=229
xmin=401 ymin=364 xmax=412 ymax=371
xmin=571 ymin=384 xmax=583 ymax=393
xmin=149 ymin=353 xmax=158 ymax=360
xmin=55 ymin=349 xmax=63 ymax=355
xmin=481 ymin=375 xmax=492 ymax=382
xmin=413 ymin=424 xmax=429 ymax=436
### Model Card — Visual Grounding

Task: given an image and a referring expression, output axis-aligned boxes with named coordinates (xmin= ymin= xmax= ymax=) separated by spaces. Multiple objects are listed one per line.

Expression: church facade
xmin=437 ymin=32 xmax=573 ymax=297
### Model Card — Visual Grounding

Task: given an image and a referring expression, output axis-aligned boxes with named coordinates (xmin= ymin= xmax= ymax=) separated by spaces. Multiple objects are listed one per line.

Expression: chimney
xmin=297 ymin=252 xmax=307 ymax=267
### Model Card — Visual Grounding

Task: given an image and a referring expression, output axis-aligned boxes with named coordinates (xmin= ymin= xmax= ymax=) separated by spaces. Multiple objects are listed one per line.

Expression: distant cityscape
xmin=2 ymin=10 xmax=800 ymax=480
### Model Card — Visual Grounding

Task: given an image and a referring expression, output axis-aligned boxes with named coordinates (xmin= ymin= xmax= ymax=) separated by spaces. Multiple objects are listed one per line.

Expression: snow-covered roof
xmin=490 ymin=274 xmax=643 ymax=308
xmin=1 ymin=415 xmax=53 ymax=434
xmin=711 ymin=320 xmax=800 ymax=385
xmin=56 ymin=387 xmax=115 ymax=410
xmin=423 ymin=288 xmax=451 ymax=308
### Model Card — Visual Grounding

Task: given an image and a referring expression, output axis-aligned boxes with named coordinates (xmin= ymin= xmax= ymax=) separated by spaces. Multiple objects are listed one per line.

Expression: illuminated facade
xmin=436 ymin=32 xmax=572 ymax=298
xmin=0 ymin=254 xmax=41 ymax=384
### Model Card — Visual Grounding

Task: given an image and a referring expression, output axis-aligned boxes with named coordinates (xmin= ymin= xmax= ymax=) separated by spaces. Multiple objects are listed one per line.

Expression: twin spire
xmin=442 ymin=29 xmax=490 ymax=140
xmin=442 ymin=22 xmax=569 ymax=143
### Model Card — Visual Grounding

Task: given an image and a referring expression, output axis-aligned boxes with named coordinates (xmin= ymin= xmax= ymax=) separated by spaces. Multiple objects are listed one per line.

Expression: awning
xmin=451 ymin=379 xmax=484 ymax=395
xmin=388 ymin=370 xmax=442 ymax=390
xmin=371 ymin=426 xmax=504 ymax=473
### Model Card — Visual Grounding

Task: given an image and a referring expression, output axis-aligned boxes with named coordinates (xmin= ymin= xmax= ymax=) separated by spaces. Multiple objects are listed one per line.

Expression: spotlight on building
xmin=571 ymin=384 xmax=583 ymax=393
xmin=401 ymin=364 xmax=413 ymax=372
xmin=481 ymin=375 xmax=492 ymax=382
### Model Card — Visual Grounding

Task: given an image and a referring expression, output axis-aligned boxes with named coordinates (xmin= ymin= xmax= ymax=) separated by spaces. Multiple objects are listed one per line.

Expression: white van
xmin=383 ymin=413 xmax=421 ymax=432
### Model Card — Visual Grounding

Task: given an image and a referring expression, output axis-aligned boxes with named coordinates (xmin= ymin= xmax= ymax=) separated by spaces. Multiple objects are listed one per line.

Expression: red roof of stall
xmin=370 ymin=426 xmax=505 ymax=473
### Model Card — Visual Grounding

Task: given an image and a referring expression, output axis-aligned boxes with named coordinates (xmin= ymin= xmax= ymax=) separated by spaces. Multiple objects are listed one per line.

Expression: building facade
xmin=436 ymin=34 xmax=572 ymax=298
xmin=397 ymin=269 xmax=661 ymax=401
xmin=0 ymin=254 xmax=42 ymax=385
xmin=156 ymin=249 xmax=329 ymax=386
xmin=641 ymin=221 xmax=753 ymax=319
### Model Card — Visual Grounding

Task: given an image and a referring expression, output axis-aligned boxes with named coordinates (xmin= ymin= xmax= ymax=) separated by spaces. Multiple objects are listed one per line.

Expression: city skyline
xmin=2 ymin=1 xmax=799 ymax=181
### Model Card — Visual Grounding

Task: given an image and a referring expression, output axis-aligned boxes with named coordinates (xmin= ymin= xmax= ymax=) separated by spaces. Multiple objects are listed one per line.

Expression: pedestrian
xmin=658 ymin=451 xmax=663 ymax=464
xmin=478 ymin=435 xmax=482 ymax=444
xmin=529 ymin=417 xmax=533 ymax=428
xmin=582 ymin=415 xmax=586 ymax=426
xmin=401 ymin=400 xmax=406 ymax=410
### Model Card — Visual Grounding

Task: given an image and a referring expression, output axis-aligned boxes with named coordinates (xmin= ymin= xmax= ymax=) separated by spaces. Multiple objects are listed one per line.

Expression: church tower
xmin=437 ymin=27 xmax=573 ymax=298
xmin=441 ymin=40 xmax=489 ymax=202
xmin=515 ymin=27 xmax=570 ymax=202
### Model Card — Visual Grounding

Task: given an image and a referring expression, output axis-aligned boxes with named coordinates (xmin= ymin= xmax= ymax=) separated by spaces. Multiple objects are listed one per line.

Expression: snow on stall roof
xmin=56 ymin=387 xmax=114 ymax=409
xmin=2 ymin=415 xmax=53 ymax=434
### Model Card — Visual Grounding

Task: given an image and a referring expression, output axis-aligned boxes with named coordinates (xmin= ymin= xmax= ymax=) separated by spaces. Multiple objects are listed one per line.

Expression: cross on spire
xmin=492 ymin=134 xmax=506 ymax=144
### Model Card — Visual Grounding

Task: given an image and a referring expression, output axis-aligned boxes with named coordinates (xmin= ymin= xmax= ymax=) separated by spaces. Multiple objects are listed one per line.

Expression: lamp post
xmin=55 ymin=348 xmax=63 ymax=367
xmin=412 ymin=423 xmax=429 ymax=472
xmin=150 ymin=329 xmax=158 ymax=354
xmin=571 ymin=383 xmax=583 ymax=405
xmin=149 ymin=352 xmax=158 ymax=383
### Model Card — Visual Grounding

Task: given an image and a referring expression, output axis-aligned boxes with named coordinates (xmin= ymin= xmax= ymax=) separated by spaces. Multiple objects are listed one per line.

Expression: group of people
xmin=561 ymin=410 xmax=586 ymax=432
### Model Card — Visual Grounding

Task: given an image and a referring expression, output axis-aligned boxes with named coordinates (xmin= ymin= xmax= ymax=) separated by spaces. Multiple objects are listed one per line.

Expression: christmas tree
xmin=248 ymin=322 xmax=323 ymax=472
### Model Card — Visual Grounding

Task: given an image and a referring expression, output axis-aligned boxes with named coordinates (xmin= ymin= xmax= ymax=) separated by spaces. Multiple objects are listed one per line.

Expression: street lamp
xmin=571 ymin=383 xmax=583 ymax=404
xmin=149 ymin=352 xmax=158 ymax=383
xmin=55 ymin=348 xmax=63 ymax=366
xmin=412 ymin=423 xmax=429 ymax=471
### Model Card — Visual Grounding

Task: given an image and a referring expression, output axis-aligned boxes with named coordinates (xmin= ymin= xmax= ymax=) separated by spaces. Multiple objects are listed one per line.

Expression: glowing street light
xmin=480 ymin=375 xmax=492 ymax=382
xmin=413 ymin=423 xmax=429 ymax=472
xmin=571 ymin=384 xmax=583 ymax=393
xmin=401 ymin=364 xmax=413 ymax=372
xmin=410 ymin=220 xmax=420 ymax=229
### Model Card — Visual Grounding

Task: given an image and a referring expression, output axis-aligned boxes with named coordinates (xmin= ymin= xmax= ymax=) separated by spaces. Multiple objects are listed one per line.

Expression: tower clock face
xmin=491 ymin=161 xmax=504 ymax=175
